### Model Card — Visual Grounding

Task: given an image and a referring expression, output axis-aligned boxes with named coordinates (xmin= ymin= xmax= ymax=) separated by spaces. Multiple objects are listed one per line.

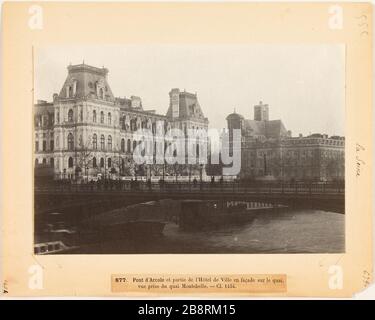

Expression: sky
xmin=35 ymin=44 xmax=345 ymax=137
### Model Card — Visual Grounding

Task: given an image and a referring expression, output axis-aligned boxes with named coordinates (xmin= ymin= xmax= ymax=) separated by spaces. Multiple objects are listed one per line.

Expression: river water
xmin=81 ymin=208 xmax=344 ymax=254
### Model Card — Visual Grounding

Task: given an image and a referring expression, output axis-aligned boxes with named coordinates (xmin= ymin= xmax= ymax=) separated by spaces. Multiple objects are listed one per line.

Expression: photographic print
xmin=1 ymin=2 xmax=372 ymax=297
xmin=33 ymin=44 xmax=345 ymax=254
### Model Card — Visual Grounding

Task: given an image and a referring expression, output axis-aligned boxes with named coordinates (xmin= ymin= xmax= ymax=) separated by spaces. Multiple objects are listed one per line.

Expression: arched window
xmin=108 ymin=135 xmax=112 ymax=151
xmin=67 ymin=133 xmax=74 ymax=150
xmin=100 ymin=157 xmax=104 ymax=168
xmin=130 ymin=119 xmax=136 ymax=131
xmin=92 ymin=157 xmax=97 ymax=168
xmin=108 ymin=158 xmax=112 ymax=168
xmin=121 ymin=139 xmax=125 ymax=152
xmin=50 ymin=158 xmax=54 ymax=168
xmin=79 ymin=109 xmax=83 ymax=122
xmin=99 ymin=88 xmax=104 ymax=99
xmin=92 ymin=134 xmax=97 ymax=150
xmin=133 ymin=140 xmax=137 ymax=151
xmin=127 ymin=139 xmax=131 ymax=153
xmin=68 ymin=157 xmax=73 ymax=168
xmin=100 ymin=111 xmax=104 ymax=124
xmin=100 ymin=135 xmax=105 ymax=150
xmin=108 ymin=112 xmax=111 ymax=125
xmin=68 ymin=109 xmax=73 ymax=122
xmin=93 ymin=110 xmax=97 ymax=123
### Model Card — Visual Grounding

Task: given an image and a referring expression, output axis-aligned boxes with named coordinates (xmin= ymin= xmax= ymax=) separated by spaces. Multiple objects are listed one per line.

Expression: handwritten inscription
xmin=2 ymin=280 xmax=8 ymax=294
xmin=355 ymin=14 xmax=369 ymax=37
xmin=355 ymin=143 xmax=365 ymax=177
xmin=362 ymin=270 xmax=371 ymax=288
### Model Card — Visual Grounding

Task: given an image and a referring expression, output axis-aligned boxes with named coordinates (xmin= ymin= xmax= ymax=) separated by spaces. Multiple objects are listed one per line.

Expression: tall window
xmin=35 ymin=141 xmax=39 ymax=152
xmin=100 ymin=88 xmax=104 ymax=99
xmin=108 ymin=135 xmax=112 ymax=151
xmin=121 ymin=139 xmax=125 ymax=152
xmin=100 ymin=157 xmax=104 ymax=168
xmin=50 ymin=158 xmax=54 ymax=168
xmin=56 ymin=111 xmax=60 ymax=124
xmin=108 ymin=158 xmax=112 ymax=168
xmin=100 ymin=111 xmax=104 ymax=124
xmin=92 ymin=157 xmax=97 ymax=168
xmin=127 ymin=139 xmax=131 ymax=153
xmin=93 ymin=110 xmax=97 ymax=123
xmin=121 ymin=159 xmax=125 ymax=173
xmin=67 ymin=133 xmax=74 ymax=150
xmin=50 ymin=140 xmax=54 ymax=151
xmin=108 ymin=112 xmax=112 ymax=125
xmin=68 ymin=109 xmax=73 ymax=122
xmin=68 ymin=157 xmax=73 ymax=168
xmin=100 ymin=135 xmax=105 ymax=150
xmin=43 ymin=140 xmax=46 ymax=151
xmin=93 ymin=134 xmax=97 ymax=150
xmin=35 ymin=158 xmax=38 ymax=166
xmin=79 ymin=109 xmax=83 ymax=122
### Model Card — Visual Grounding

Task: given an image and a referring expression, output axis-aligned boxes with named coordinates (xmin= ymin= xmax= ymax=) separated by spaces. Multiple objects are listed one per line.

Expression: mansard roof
xmin=58 ymin=63 xmax=115 ymax=102
xmin=166 ymin=89 xmax=207 ymax=122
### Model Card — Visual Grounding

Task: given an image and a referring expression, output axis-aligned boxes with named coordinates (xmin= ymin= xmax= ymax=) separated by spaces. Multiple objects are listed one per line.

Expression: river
xmin=80 ymin=208 xmax=344 ymax=254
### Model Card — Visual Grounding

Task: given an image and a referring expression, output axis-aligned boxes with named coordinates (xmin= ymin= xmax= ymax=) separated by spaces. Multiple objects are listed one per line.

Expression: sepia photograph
xmin=33 ymin=44 xmax=345 ymax=255
xmin=1 ymin=1 xmax=373 ymax=298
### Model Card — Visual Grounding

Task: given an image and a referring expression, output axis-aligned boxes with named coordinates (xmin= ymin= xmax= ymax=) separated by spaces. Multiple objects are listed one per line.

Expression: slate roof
xmin=58 ymin=64 xmax=115 ymax=102
xmin=166 ymin=90 xmax=207 ymax=122
xmin=244 ymin=119 xmax=287 ymax=139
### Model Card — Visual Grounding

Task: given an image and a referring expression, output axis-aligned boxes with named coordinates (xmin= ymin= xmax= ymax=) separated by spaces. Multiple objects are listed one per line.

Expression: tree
xmin=76 ymin=136 xmax=94 ymax=180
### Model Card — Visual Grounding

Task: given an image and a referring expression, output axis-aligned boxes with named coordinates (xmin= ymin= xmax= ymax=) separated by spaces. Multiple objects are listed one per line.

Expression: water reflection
xmin=79 ymin=209 xmax=344 ymax=254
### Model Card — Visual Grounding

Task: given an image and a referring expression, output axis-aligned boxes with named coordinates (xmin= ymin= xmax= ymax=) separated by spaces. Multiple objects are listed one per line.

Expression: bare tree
xmin=76 ymin=135 xmax=94 ymax=180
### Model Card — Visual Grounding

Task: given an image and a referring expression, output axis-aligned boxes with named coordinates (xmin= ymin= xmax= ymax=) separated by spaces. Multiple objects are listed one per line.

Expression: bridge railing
xmin=35 ymin=180 xmax=345 ymax=195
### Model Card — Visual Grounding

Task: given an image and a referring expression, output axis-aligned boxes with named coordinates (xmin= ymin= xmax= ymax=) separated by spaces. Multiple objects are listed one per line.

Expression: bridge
xmin=35 ymin=181 xmax=345 ymax=219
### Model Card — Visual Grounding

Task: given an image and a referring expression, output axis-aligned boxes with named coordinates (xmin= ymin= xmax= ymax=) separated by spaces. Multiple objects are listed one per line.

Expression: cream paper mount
xmin=0 ymin=2 xmax=373 ymax=297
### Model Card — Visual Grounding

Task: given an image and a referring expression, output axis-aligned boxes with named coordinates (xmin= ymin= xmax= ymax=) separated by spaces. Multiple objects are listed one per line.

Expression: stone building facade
xmin=34 ymin=63 xmax=209 ymax=180
xmin=226 ymin=102 xmax=345 ymax=182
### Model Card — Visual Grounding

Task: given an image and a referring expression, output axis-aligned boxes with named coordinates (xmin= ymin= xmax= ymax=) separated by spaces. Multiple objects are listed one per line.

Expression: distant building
xmin=34 ymin=63 xmax=208 ymax=180
xmin=226 ymin=102 xmax=345 ymax=182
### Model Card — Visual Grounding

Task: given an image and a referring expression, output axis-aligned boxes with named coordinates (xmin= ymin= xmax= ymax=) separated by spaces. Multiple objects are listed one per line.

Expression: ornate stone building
xmin=34 ymin=63 xmax=209 ymax=180
xmin=226 ymin=102 xmax=345 ymax=182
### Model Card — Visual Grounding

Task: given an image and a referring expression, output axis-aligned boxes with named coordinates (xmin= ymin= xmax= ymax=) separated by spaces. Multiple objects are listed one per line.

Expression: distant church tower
xmin=254 ymin=101 xmax=269 ymax=121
